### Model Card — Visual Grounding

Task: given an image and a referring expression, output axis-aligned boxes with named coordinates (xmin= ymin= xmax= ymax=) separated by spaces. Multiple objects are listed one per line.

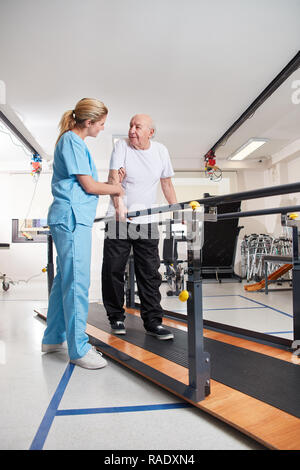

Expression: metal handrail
xmin=217 ymin=204 xmax=300 ymax=221
xmin=94 ymin=182 xmax=300 ymax=223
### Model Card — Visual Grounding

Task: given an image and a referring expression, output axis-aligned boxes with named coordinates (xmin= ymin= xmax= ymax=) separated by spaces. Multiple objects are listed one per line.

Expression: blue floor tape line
xmin=29 ymin=363 xmax=191 ymax=450
xmin=202 ymin=295 xmax=240 ymax=297
xmin=56 ymin=402 xmax=191 ymax=416
xmin=239 ymin=295 xmax=293 ymax=318
xmin=29 ymin=363 xmax=75 ymax=450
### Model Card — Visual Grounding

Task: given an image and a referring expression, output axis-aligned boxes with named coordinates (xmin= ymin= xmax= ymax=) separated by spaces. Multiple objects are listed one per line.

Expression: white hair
xmin=130 ymin=114 xmax=156 ymax=138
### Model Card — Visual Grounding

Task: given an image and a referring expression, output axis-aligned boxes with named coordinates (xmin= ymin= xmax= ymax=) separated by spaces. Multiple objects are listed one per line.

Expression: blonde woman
xmin=42 ymin=98 xmax=123 ymax=369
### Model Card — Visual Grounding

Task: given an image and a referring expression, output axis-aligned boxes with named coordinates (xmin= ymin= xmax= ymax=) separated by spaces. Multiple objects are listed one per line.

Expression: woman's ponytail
xmin=55 ymin=98 xmax=108 ymax=146
xmin=55 ymin=110 xmax=76 ymax=146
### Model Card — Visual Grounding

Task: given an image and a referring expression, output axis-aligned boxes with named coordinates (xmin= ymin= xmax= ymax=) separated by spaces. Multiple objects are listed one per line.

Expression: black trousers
xmin=101 ymin=222 xmax=163 ymax=329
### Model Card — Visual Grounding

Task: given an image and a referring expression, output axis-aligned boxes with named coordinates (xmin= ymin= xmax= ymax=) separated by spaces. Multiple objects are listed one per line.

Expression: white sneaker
xmin=41 ymin=341 xmax=68 ymax=353
xmin=70 ymin=347 xmax=107 ymax=369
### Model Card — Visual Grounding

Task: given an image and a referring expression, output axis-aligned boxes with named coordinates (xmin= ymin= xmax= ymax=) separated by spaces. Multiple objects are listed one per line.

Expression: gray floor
xmin=1 ymin=277 xmax=293 ymax=450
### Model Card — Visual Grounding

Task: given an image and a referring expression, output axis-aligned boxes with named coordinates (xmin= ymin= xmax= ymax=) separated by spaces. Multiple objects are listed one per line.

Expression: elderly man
xmin=101 ymin=114 xmax=178 ymax=340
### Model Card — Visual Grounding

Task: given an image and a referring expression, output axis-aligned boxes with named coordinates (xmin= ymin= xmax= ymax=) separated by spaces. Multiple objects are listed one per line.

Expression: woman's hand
xmin=113 ymin=183 xmax=125 ymax=197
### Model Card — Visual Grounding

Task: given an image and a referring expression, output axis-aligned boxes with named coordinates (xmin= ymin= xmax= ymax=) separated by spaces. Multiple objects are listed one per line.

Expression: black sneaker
xmin=146 ymin=324 xmax=174 ymax=340
xmin=111 ymin=321 xmax=126 ymax=335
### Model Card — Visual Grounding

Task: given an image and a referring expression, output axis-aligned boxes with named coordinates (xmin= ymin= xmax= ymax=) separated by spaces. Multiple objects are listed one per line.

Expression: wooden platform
xmin=36 ymin=306 xmax=300 ymax=450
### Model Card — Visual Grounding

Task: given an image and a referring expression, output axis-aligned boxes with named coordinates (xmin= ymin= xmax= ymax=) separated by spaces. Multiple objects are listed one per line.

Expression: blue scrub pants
xmin=42 ymin=214 xmax=92 ymax=360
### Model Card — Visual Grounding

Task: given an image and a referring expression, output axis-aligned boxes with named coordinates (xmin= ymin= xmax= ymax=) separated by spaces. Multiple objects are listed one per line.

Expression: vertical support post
xmin=292 ymin=225 xmax=300 ymax=342
xmin=264 ymin=260 xmax=269 ymax=295
xmin=47 ymin=233 xmax=54 ymax=298
xmin=185 ymin=205 xmax=210 ymax=402
xmin=125 ymin=249 xmax=135 ymax=308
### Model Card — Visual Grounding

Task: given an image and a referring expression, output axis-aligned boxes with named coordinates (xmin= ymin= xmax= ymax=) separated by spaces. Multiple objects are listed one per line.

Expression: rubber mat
xmin=88 ymin=303 xmax=300 ymax=418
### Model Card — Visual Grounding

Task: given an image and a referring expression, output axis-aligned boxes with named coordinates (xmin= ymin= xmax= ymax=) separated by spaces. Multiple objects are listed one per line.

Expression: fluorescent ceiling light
xmin=228 ymin=138 xmax=268 ymax=161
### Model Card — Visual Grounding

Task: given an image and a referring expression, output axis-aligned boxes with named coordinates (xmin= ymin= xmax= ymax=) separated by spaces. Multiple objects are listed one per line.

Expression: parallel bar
xmin=218 ymin=205 xmax=300 ymax=221
xmin=94 ymin=182 xmax=300 ymax=223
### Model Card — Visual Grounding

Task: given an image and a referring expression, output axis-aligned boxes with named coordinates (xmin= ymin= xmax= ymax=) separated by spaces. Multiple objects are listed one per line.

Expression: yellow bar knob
xmin=179 ymin=290 xmax=189 ymax=302
xmin=189 ymin=200 xmax=200 ymax=211
xmin=289 ymin=213 xmax=298 ymax=219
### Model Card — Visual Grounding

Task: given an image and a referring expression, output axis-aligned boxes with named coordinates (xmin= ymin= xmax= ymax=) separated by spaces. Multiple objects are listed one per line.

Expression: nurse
xmin=42 ymin=98 xmax=123 ymax=369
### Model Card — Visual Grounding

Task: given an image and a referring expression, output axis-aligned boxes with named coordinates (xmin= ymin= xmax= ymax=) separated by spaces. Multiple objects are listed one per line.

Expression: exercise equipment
xmin=37 ymin=182 xmax=300 ymax=449
xmin=162 ymin=226 xmax=186 ymax=296
xmin=201 ymin=194 xmax=242 ymax=282
xmin=241 ymin=233 xmax=292 ymax=282
xmin=0 ymin=273 xmax=10 ymax=291
xmin=243 ymin=214 xmax=296 ymax=291
xmin=0 ymin=243 xmax=10 ymax=291
xmin=244 ymin=262 xmax=292 ymax=292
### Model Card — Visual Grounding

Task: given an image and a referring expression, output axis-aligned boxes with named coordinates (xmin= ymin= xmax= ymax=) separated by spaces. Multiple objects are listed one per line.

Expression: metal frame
xmin=218 ymin=205 xmax=300 ymax=221
xmin=214 ymin=209 xmax=300 ymax=345
xmin=124 ymin=210 xmax=211 ymax=401
xmin=95 ymin=182 xmax=300 ymax=224
xmin=185 ymin=207 xmax=210 ymax=400
xmin=114 ymin=184 xmax=300 ymax=351
xmin=263 ymin=255 xmax=292 ymax=295
xmin=43 ymin=182 xmax=300 ymax=403
xmin=288 ymin=221 xmax=300 ymax=342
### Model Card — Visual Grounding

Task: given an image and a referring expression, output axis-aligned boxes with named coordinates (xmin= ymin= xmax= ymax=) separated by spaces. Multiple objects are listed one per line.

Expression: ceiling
xmin=215 ymin=67 xmax=300 ymax=163
xmin=0 ymin=0 xmax=299 ymax=170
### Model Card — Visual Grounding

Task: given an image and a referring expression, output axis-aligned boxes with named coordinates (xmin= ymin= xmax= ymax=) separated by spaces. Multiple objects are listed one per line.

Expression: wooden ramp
xmin=244 ymin=263 xmax=293 ymax=292
xmin=36 ymin=306 xmax=300 ymax=450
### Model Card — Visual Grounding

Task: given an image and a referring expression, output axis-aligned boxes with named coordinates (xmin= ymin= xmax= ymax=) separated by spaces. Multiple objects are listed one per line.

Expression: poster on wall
xmin=12 ymin=219 xmax=48 ymax=243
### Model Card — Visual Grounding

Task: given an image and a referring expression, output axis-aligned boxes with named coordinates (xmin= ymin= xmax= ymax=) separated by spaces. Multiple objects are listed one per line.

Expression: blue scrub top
xmin=47 ymin=131 xmax=99 ymax=227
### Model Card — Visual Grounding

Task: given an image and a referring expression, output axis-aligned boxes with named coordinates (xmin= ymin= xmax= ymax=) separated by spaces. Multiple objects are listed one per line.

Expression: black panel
xmin=162 ymin=238 xmax=178 ymax=263
xmin=202 ymin=195 xmax=242 ymax=278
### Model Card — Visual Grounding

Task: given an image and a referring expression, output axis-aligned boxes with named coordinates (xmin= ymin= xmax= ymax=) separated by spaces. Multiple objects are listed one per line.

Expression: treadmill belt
xmin=88 ymin=303 xmax=300 ymax=418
